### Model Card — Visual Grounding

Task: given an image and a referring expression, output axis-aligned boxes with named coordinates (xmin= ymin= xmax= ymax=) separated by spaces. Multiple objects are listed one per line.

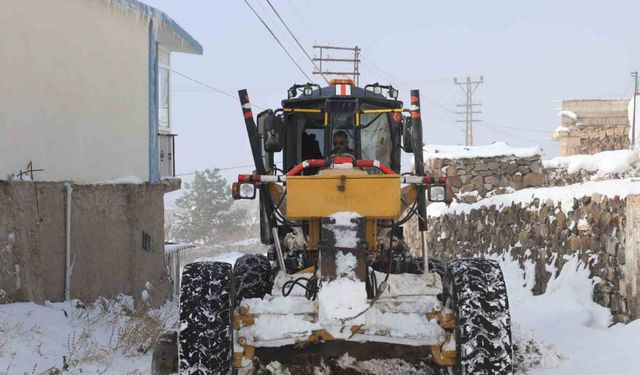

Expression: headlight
xmin=232 ymin=182 xmax=257 ymax=200
xmin=428 ymin=185 xmax=446 ymax=202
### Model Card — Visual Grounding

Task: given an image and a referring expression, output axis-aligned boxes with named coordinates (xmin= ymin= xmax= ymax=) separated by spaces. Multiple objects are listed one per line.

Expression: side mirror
xmin=402 ymin=117 xmax=414 ymax=153
xmin=232 ymin=182 xmax=256 ymax=200
xmin=427 ymin=184 xmax=446 ymax=202
xmin=258 ymin=110 xmax=284 ymax=152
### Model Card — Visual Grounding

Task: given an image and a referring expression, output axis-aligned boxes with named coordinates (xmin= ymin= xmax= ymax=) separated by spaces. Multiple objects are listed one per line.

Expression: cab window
xmin=360 ymin=105 xmax=392 ymax=166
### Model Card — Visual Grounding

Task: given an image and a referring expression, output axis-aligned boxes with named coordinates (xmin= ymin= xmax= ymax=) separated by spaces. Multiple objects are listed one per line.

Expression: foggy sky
xmin=144 ymin=0 xmax=639 ymax=186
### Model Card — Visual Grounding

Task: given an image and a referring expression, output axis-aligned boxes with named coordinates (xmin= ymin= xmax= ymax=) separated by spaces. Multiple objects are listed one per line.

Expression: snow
xmin=164 ymin=242 xmax=195 ymax=254
xmin=0 ymin=295 xmax=177 ymax=374
xmin=422 ymin=142 xmax=542 ymax=162
xmin=97 ymin=175 xmax=144 ymax=184
xmin=494 ymin=252 xmax=640 ymax=374
xmin=195 ymin=250 xmax=246 ymax=265
xmin=543 ymin=149 xmax=640 ymax=175
xmin=428 ymin=178 xmax=640 ymax=217
xmin=318 ymin=251 xmax=368 ymax=325
xmin=553 ymin=125 xmax=570 ymax=134
xmin=2 ymin=249 xmax=640 ymax=374
xmin=557 ymin=110 xmax=578 ymax=120
xmin=329 ymin=211 xmax=362 ymax=248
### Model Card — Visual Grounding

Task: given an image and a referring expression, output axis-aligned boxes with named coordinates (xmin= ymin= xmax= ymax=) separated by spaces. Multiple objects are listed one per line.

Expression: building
xmin=0 ymin=0 xmax=201 ymax=305
xmin=553 ymin=99 xmax=630 ymax=156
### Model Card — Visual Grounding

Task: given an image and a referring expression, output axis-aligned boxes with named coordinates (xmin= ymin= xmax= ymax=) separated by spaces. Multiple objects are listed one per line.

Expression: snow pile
xmin=543 ymin=149 xmax=640 ymax=175
xmin=553 ymin=125 xmax=571 ymax=135
xmin=428 ymin=178 xmax=640 ymax=217
xmin=422 ymin=142 xmax=542 ymax=162
xmin=318 ymin=251 xmax=368 ymax=325
xmin=557 ymin=110 xmax=578 ymax=120
xmin=494 ymin=252 xmax=640 ymax=375
xmin=0 ymin=295 xmax=177 ymax=374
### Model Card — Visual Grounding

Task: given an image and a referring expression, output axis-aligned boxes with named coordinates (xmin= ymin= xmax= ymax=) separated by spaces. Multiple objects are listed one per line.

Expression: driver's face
xmin=333 ymin=135 xmax=348 ymax=153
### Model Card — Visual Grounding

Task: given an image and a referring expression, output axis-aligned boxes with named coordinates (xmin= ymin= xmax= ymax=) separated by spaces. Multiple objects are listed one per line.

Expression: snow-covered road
xmin=1 ymin=251 xmax=639 ymax=374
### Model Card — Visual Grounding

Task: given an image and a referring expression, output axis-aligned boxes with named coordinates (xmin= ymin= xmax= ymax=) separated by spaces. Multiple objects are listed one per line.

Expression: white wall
xmin=0 ymin=0 xmax=150 ymax=182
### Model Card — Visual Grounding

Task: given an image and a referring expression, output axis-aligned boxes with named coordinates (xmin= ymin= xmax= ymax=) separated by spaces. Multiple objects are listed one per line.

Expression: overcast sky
xmin=144 ymin=0 xmax=639 ymax=184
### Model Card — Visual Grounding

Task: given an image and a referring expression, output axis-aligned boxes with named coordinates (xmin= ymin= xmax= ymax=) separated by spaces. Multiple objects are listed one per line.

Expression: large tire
xmin=407 ymin=256 xmax=445 ymax=278
xmin=234 ymin=254 xmax=272 ymax=303
xmin=444 ymin=258 xmax=513 ymax=375
xmin=179 ymin=262 xmax=234 ymax=375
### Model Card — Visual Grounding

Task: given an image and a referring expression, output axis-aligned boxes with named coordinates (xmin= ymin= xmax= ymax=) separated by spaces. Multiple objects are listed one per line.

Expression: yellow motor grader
xmin=154 ymin=80 xmax=513 ymax=375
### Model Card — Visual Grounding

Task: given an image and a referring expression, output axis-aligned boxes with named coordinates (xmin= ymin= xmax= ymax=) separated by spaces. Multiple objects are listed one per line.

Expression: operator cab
xmin=256 ymin=79 xmax=404 ymax=175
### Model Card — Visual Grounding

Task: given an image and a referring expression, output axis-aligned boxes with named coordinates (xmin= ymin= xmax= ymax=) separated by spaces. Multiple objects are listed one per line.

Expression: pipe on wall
xmin=64 ymin=183 xmax=73 ymax=301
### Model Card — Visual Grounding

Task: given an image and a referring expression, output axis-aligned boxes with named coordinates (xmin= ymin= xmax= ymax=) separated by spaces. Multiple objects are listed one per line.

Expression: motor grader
xmin=153 ymin=80 xmax=513 ymax=375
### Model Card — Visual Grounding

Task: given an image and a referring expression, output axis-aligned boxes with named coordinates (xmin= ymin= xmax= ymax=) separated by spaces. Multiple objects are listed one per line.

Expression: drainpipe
xmin=64 ymin=183 xmax=73 ymax=301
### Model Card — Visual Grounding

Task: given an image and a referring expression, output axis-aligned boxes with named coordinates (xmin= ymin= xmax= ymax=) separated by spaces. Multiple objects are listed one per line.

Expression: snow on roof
xmin=164 ymin=242 xmax=195 ymax=254
xmin=558 ymin=110 xmax=578 ymax=120
xmin=543 ymin=150 xmax=640 ymax=175
xmin=101 ymin=0 xmax=203 ymax=55
xmin=423 ymin=142 xmax=542 ymax=161
xmin=553 ymin=125 xmax=571 ymax=134
xmin=428 ymin=178 xmax=640 ymax=217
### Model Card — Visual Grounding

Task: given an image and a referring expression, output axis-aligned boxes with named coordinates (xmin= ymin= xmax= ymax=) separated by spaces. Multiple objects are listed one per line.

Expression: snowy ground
xmin=1 ymin=251 xmax=639 ymax=374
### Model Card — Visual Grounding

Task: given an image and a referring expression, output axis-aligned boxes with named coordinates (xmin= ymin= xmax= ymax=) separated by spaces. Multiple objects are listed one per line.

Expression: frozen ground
xmin=1 ymin=251 xmax=639 ymax=374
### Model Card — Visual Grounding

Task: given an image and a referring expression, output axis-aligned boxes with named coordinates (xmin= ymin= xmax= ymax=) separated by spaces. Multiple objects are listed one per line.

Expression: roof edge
xmin=107 ymin=0 xmax=203 ymax=55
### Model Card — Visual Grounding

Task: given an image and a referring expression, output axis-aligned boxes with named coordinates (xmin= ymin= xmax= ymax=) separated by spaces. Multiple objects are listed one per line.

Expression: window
xmin=158 ymin=48 xmax=170 ymax=130
xmin=360 ymin=107 xmax=391 ymax=166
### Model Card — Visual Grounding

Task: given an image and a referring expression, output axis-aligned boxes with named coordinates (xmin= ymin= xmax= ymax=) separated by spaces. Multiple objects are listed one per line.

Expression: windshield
xmin=360 ymin=106 xmax=392 ymax=166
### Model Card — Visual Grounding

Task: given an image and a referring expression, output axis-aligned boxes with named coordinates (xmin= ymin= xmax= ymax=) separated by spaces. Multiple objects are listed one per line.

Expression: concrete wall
xmin=0 ymin=0 xmax=150 ymax=182
xmin=0 ymin=179 xmax=179 ymax=306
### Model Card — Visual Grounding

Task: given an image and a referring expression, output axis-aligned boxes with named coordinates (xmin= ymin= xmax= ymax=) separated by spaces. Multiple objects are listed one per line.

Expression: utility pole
xmin=631 ymin=71 xmax=638 ymax=149
xmin=454 ymin=76 xmax=484 ymax=146
xmin=312 ymin=45 xmax=361 ymax=85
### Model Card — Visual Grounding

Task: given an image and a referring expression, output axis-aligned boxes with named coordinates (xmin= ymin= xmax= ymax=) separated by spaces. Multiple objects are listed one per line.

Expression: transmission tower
xmin=312 ymin=45 xmax=361 ymax=85
xmin=454 ymin=76 xmax=484 ymax=146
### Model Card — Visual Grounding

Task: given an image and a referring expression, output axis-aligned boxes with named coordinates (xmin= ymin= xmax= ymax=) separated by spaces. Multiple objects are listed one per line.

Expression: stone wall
xmin=553 ymin=99 xmax=630 ymax=156
xmin=425 ymin=155 xmax=545 ymax=203
xmin=0 ymin=179 xmax=179 ymax=306
xmin=425 ymin=192 xmax=638 ymax=323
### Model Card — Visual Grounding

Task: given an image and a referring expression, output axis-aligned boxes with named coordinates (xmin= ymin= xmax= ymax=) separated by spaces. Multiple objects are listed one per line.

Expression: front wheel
xmin=443 ymin=258 xmax=513 ymax=375
xmin=179 ymin=261 xmax=234 ymax=375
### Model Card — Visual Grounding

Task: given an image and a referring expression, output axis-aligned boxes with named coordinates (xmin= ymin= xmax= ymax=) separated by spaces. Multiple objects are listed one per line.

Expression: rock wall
xmin=425 ymin=193 xmax=638 ymax=323
xmin=553 ymin=99 xmax=630 ymax=156
xmin=0 ymin=180 xmax=179 ymax=306
xmin=425 ymin=155 xmax=546 ymax=203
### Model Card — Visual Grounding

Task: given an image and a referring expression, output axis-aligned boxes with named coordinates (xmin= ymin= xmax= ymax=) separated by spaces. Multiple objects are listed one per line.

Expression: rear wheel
xmin=179 ymin=261 xmax=234 ymax=375
xmin=234 ymin=254 xmax=273 ymax=303
xmin=443 ymin=258 xmax=513 ymax=375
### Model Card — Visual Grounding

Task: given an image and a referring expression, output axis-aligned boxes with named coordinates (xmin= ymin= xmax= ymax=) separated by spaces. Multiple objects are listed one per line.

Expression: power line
xmin=170 ymin=69 xmax=265 ymax=110
xmin=175 ymin=161 xmax=283 ymax=177
xmin=265 ymin=0 xmax=328 ymax=84
xmin=243 ymin=0 xmax=314 ymax=82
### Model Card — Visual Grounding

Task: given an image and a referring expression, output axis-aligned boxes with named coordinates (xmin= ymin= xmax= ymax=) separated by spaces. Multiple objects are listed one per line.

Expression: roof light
xmin=373 ymin=86 xmax=382 ymax=95
xmin=330 ymin=79 xmax=354 ymax=85
xmin=288 ymin=87 xmax=297 ymax=99
xmin=303 ymin=85 xmax=313 ymax=96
